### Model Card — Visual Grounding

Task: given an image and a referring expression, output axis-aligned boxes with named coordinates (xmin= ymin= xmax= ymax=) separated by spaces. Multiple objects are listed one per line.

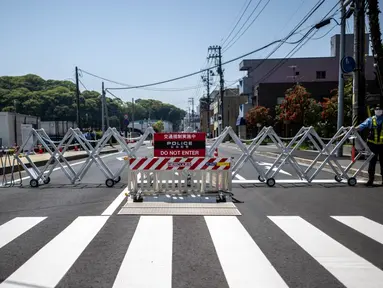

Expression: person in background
xmin=357 ymin=105 xmax=383 ymax=186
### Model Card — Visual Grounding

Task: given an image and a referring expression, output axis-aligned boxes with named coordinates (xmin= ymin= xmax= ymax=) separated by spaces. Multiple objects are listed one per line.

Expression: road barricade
xmin=125 ymin=157 xmax=232 ymax=202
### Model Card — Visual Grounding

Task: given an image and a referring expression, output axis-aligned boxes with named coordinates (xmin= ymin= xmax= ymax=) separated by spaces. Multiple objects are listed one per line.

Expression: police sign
xmin=153 ymin=132 xmax=206 ymax=157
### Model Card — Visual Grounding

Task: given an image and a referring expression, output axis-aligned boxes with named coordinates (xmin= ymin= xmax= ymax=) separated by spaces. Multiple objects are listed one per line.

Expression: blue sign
xmin=123 ymin=119 xmax=129 ymax=126
xmin=341 ymin=56 xmax=356 ymax=74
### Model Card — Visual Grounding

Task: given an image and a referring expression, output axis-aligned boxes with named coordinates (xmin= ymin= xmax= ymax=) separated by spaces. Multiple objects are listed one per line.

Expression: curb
xmin=0 ymin=149 xmax=119 ymax=176
xmin=255 ymin=151 xmax=379 ymax=181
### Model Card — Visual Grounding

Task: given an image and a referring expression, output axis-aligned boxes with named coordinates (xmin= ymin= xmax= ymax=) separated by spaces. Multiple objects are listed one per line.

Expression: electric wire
xmin=79 ymin=31 xmax=317 ymax=91
xmin=223 ymin=0 xmax=272 ymax=53
xmin=221 ymin=0 xmax=254 ymax=46
xmin=78 ymin=1 xmax=338 ymax=92
xmin=222 ymin=0 xmax=267 ymax=53
xmin=244 ymin=0 xmax=326 ymax=77
xmin=253 ymin=2 xmax=341 ymax=85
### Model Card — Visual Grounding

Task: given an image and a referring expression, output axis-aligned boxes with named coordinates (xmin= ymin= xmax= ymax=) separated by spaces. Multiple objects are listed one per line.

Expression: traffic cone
xmin=74 ymin=144 xmax=78 ymax=151
xmin=38 ymin=144 xmax=43 ymax=154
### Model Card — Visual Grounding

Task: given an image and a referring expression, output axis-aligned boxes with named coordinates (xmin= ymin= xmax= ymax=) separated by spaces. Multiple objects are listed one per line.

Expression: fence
xmin=0 ymin=125 xmax=373 ymax=192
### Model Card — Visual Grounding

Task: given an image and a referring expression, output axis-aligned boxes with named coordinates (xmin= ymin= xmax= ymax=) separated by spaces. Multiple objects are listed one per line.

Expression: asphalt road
xmin=0 ymin=142 xmax=382 ymax=288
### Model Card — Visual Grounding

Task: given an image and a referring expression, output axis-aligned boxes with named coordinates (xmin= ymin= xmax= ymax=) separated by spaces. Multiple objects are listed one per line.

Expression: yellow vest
xmin=367 ymin=116 xmax=383 ymax=144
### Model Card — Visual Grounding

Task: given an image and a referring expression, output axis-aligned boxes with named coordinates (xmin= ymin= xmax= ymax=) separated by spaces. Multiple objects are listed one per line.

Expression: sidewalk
xmin=0 ymin=145 xmax=120 ymax=175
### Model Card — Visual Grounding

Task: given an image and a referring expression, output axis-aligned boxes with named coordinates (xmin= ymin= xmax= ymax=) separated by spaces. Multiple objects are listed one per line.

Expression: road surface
xmin=0 ymin=142 xmax=382 ymax=288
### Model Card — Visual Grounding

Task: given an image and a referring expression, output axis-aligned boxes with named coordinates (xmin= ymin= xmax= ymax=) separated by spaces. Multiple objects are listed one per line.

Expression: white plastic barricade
xmin=126 ymin=157 xmax=232 ymax=202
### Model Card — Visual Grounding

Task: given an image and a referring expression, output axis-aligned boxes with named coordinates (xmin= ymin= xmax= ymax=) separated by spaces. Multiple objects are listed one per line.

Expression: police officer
xmin=357 ymin=105 xmax=383 ymax=186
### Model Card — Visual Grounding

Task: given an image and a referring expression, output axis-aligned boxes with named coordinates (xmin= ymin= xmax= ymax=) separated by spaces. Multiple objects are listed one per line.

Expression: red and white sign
xmin=128 ymin=157 xmax=230 ymax=171
xmin=153 ymin=133 xmax=206 ymax=157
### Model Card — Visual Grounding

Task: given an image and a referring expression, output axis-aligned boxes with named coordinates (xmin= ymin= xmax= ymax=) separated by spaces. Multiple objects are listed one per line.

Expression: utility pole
xmin=188 ymin=98 xmax=195 ymax=129
xmin=352 ymin=0 xmax=366 ymax=127
xmin=132 ymin=98 xmax=135 ymax=133
xmin=104 ymin=90 xmax=110 ymax=129
xmin=208 ymin=45 xmax=225 ymax=134
xmin=201 ymin=69 xmax=215 ymax=137
xmin=337 ymin=0 xmax=346 ymax=157
xmin=101 ymin=82 xmax=105 ymax=132
xmin=75 ymin=66 xmax=81 ymax=129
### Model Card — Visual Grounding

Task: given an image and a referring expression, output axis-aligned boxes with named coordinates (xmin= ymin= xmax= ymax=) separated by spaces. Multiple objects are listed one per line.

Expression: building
xmin=127 ymin=119 xmax=173 ymax=133
xmin=40 ymin=121 xmax=77 ymax=139
xmin=238 ymin=33 xmax=379 ymax=110
xmin=0 ymin=112 xmax=40 ymax=147
xmin=207 ymin=88 xmax=247 ymax=137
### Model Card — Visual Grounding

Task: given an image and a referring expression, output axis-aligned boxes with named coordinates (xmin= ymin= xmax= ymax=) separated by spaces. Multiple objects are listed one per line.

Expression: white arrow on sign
xmin=258 ymin=162 xmax=292 ymax=176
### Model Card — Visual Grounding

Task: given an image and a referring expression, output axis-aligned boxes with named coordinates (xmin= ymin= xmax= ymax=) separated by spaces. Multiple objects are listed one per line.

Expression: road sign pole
xmin=336 ymin=0 xmax=346 ymax=157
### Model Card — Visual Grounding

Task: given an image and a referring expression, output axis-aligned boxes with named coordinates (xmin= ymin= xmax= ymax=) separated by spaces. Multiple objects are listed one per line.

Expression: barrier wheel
xmin=258 ymin=175 xmax=265 ymax=182
xmin=114 ymin=176 xmax=121 ymax=183
xmin=43 ymin=177 xmax=51 ymax=184
xmin=30 ymin=179 xmax=39 ymax=188
xmin=133 ymin=195 xmax=144 ymax=202
xmin=105 ymin=179 xmax=115 ymax=188
xmin=266 ymin=178 xmax=276 ymax=187
xmin=347 ymin=177 xmax=357 ymax=186
xmin=334 ymin=175 xmax=342 ymax=182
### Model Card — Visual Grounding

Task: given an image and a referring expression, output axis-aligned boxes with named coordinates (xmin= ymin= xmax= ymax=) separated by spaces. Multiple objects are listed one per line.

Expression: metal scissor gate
xmin=126 ymin=157 xmax=232 ymax=202
xmin=10 ymin=124 xmax=374 ymax=188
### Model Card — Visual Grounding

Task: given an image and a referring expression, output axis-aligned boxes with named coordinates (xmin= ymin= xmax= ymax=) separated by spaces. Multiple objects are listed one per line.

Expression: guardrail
xmin=1 ymin=125 xmax=373 ymax=190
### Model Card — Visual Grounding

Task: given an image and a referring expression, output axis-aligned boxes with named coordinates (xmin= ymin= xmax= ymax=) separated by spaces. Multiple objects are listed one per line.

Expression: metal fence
xmin=0 ymin=125 xmax=373 ymax=190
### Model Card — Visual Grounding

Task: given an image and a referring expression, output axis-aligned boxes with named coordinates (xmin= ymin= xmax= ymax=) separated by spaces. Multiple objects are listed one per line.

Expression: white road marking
xmin=258 ymin=162 xmax=292 ymax=176
xmin=0 ymin=216 xmax=109 ymax=288
xmin=112 ymin=216 xmax=172 ymax=288
xmin=205 ymin=216 xmax=288 ymax=288
xmin=332 ymin=216 xmax=383 ymax=245
xmin=0 ymin=217 xmax=46 ymax=249
xmin=101 ymin=186 xmax=129 ymax=216
xmin=269 ymin=216 xmax=383 ymax=288
xmin=232 ymin=172 xmax=246 ymax=181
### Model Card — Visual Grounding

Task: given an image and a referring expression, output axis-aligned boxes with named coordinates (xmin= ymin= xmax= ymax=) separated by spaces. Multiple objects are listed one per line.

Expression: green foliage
xmin=152 ymin=120 xmax=165 ymax=132
xmin=275 ymin=80 xmax=353 ymax=138
xmin=0 ymin=74 xmax=186 ymax=130
xmin=246 ymin=106 xmax=271 ymax=128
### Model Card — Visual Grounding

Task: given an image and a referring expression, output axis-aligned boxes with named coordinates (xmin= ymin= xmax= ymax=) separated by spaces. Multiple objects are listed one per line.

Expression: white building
xmin=0 ymin=112 xmax=40 ymax=147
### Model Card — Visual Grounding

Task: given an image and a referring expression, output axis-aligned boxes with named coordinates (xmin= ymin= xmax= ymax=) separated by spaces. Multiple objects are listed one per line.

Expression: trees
xmin=152 ymin=120 xmax=164 ymax=132
xmin=276 ymin=84 xmax=321 ymax=126
xmin=0 ymin=74 xmax=186 ymax=131
xmin=246 ymin=106 xmax=271 ymax=129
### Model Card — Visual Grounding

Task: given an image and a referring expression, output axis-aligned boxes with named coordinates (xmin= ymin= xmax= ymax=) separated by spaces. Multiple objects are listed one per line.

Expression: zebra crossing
xmin=0 ymin=214 xmax=382 ymax=288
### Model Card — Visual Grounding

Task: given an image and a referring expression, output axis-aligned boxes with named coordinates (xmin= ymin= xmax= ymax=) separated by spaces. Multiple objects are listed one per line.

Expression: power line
xmin=223 ymin=0 xmax=272 ymax=53
xmin=244 ymin=0 xmax=326 ymax=76
xmin=78 ymin=79 xmax=88 ymax=91
xmin=253 ymin=2 xmax=341 ymax=84
xmin=221 ymin=0 xmax=254 ymax=46
xmin=79 ymin=29 xmax=320 ymax=92
xmin=223 ymin=0 xmax=266 ymax=52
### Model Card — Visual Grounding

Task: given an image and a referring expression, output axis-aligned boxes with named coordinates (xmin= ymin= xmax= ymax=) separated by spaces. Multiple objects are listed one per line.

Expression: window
xmin=316 ymin=71 xmax=326 ymax=79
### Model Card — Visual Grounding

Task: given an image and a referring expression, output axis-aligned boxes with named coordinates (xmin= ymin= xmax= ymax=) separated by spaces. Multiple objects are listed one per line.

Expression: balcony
xmin=239 ymin=77 xmax=252 ymax=95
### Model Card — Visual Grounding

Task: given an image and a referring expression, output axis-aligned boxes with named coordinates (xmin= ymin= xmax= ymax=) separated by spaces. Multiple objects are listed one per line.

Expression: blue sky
xmin=1 ymin=0 xmax=381 ymax=112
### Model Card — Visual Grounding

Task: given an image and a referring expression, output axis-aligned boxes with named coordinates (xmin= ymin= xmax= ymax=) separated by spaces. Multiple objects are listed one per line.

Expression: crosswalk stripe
xmin=0 ymin=217 xmax=46 ymax=249
xmin=205 ymin=216 xmax=288 ymax=288
xmin=0 ymin=216 xmax=109 ymax=288
xmin=112 ymin=216 xmax=173 ymax=288
xmin=269 ymin=216 xmax=383 ymax=288
xmin=331 ymin=216 xmax=383 ymax=245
